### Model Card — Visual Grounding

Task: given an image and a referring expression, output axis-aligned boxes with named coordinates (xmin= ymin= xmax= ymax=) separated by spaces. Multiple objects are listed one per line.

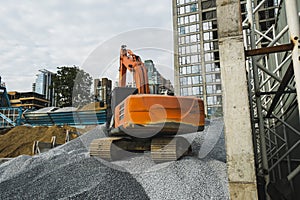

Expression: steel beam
xmin=266 ymin=64 xmax=294 ymax=118
xmin=245 ymin=43 xmax=294 ymax=56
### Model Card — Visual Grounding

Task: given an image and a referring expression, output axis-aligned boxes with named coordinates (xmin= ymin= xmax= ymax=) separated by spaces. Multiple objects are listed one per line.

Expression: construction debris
xmin=0 ymin=118 xmax=228 ymax=199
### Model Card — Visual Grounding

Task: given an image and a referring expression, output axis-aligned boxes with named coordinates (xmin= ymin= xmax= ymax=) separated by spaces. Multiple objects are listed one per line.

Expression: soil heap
xmin=0 ymin=126 xmax=78 ymax=158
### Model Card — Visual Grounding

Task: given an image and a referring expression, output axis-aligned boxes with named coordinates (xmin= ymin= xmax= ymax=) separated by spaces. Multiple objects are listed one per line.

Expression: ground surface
xmin=0 ymin=118 xmax=229 ymax=199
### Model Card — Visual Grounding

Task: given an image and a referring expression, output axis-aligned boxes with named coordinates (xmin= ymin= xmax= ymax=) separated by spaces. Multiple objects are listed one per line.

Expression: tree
xmin=52 ymin=66 xmax=93 ymax=107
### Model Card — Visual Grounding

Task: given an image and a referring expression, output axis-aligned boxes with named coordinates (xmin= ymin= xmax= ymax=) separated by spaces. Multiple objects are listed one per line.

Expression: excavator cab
xmin=89 ymin=45 xmax=205 ymax=162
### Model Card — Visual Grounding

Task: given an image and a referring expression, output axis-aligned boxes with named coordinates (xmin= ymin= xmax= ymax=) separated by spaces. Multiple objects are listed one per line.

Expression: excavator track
xmin=89 ymin=137 xmax=122 ymax=161
xmin=151 ymin=136 xmax=191 ymax=163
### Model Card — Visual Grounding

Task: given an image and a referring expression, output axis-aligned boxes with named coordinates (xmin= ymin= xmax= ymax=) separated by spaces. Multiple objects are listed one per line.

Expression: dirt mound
xmin=0 ymin=126 xmax=78 ymax=158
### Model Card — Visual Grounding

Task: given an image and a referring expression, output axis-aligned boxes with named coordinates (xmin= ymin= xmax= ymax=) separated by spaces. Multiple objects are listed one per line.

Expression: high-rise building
xmin=172 ymin=0 xmax=222 ymax=117
xmin=94 ymin=78 xmax=112 ymax=106
xmin=34 ymin=69 xmax=55 ymax=106
xmin=144 ymin=60 xmax=174 ymax=94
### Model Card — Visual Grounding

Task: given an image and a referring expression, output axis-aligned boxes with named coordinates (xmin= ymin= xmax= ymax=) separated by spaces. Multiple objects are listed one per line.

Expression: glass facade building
xmin=34 ymin=69 xmax=55 ymax=106
xmin=172 ymin=0 xmax=222 ymax=116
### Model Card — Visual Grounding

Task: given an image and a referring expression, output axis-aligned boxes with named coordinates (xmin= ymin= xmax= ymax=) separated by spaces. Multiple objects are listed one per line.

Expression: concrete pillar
xmin=216 ymin=0 xmax=258 ymax=199
xmin=172 ymin=0 xmax=180 ymax=96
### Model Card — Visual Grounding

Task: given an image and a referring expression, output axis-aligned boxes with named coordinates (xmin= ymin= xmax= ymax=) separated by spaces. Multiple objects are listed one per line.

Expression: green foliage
xmin=52 ymin=66 xmax=93 ymax=107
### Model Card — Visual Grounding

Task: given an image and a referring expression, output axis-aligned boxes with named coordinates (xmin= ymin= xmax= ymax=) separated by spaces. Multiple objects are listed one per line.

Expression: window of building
xmin=205 ymin=63 xmax=212 ymax=72
xmin=203 ymin=32 xmax=212 ymax=40
xmin=202 ymin=20 xmax=217 ymax=30
xmin=202 ymin=10 xmax=217 ymax=20
xmin=185 ymin=16 xmax=189 ymax=24
xmin=180 ymin=66 xmax=194 ymax=75
xmin=204 ymin=41 xmax=218 ymax=51
xmin=177 ymin=0 xmax=197 ymax=5
xmin=192 ymin=86 xmax=200 ymax=95
xmin=180 ymin=6 xmax=185 ymax=15
xmin=178 ymin=0 xmax=185 ymax=5
xmin=188 ymin=77 xmax=192 ymax=85
xmin=179 ymin=37 xmax=185 ymax=45
xmin=202 ymin=22 xmax=210 ymax=31
xmin=206 ymin=73 xmax=221 ymax=83
xmin=186 ymin=66 xmax=192 ymax=74
xmin=189 ymin=15 xmax=196 ymax=23
xmin=185 ymin=35 xmax=190 ymax=43
xmin=190 ymin=86 xmax=204 ymax=96
xmin=190 ymin=24 xmax=197 ymax=32
xmin=190 ymin=3 xmax=198 ymax=12
xmin=201 ymin=0 xmax=216 ymax=9
xmin=190 ymin=35 xmax=196 ymax=43
xmin=192 ymin=76 xmax=202 ymax=84
xmin=188 ymin=87 xmax=193 ymax=95
xmin=206 ymin=74 xmax=215 ymax=82
xmin=186 ymin=46 xmax=191 ymax=54
xmin=190 ymin=34 xmax=197 ymax=42
xmin=204 ymin=52 xmax=214 ymax=61
xmin=203 ymin=30 xmax=218 ymax=41
xmin=207 ymin=96 xmax=216 ymax=105
xmin=178 ymin=14 xmax=199 ymax=26
xmin=190 ymin=44 xmax=200 ymax=53
xmin=180 ymin=77 xmax=187 ymax=85
xmin=191 ymin=55 xmax=200 ymax=63
xmin=215 ymin=73 xmax=221 ymax=82
xmin=216 ymin=84 xmax=222 ymax=93
xmin=181 ymin=87 xmax=188 ymax=96
xmin=192 ymin=65 xmax=201 ymax=73
xmin=205 ymin=62 xmax=220 ymax=72
xmin=180 ymin=56 xmax=186 ymax=64
xmin=178 ymin=17 xmax=184 ymax=25
xmin=213 ymin=51 xmax=220 ymax=60
xmin=179 ymin=27 xmax=185 ymax=35
xmin=180 ymin=87 xmax=195 ymax=96
xmin=207 ymin=95 xmax=222 ymax=106
xmin=186 ymin=56 xmax=191 ymax=64
xmin=206 ymin=85 xmax=214 ymax=94
xmin=185 ymin=5 xmax=191 ymax=13
xmin=206 ymin=84 xmax=221 ymax=94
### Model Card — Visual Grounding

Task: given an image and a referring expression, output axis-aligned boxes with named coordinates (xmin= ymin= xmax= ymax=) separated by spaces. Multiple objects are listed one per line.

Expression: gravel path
xmin=0 ymin=118 xmax=229 ymax=199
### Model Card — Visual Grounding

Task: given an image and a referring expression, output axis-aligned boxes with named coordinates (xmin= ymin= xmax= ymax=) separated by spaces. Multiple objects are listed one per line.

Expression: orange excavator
xmin=89 ymin=45 xmax=205 ymax=162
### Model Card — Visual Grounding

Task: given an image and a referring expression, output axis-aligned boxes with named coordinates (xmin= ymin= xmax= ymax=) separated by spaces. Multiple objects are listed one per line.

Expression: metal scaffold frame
xmin=0 ymin=107 xmax=23 ymax=128
xmin=242 ymin=0 xmax=300 ymax=198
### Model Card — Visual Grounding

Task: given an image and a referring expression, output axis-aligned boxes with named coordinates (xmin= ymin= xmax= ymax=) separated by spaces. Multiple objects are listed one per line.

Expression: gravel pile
xmin=0 ymin=118 xmax=229 ymax=199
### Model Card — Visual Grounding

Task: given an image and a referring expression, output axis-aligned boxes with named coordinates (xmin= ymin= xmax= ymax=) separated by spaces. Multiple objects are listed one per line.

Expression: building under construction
xmin=0 ymin=1 xmax=299 ymax=199
xmin=173 ymin=0 xmax=299 ymax=199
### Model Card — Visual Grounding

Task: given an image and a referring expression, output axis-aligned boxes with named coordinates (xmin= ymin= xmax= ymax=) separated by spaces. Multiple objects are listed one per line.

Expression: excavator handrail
xmin=119 ymin=45 xmax=150 ymax=94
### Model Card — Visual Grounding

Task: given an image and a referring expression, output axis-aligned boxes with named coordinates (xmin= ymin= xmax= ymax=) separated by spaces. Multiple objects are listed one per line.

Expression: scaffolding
xmin=243 ymin=0 xmax=300 ymax=198
xmin=0 ymin=107 xmax=22 ymax=128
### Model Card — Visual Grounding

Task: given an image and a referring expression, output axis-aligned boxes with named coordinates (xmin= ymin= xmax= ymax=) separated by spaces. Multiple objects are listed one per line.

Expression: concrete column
xmin=172 ymin=0 xmax=180 ymax=96
xmin=216 ymin=0 xmax=258 ymax=199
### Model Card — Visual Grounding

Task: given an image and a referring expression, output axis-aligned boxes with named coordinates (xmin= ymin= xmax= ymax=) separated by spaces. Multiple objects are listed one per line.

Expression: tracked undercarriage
xmin=89 ymin=135 xmax=191 ymax=163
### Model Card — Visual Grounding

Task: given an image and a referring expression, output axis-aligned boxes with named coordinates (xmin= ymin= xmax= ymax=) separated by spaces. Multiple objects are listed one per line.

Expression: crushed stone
xmin=0 ymin=119 xmax=228 ymax=199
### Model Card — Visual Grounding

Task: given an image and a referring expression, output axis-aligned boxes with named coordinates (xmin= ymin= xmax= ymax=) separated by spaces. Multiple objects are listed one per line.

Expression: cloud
xmin=0 ymin=0 xmax=173 ymax=91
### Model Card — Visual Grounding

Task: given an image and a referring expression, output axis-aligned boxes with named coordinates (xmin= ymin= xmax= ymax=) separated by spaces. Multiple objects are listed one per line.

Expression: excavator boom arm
xmin=119 ymin=45 xmax=150 ymax=94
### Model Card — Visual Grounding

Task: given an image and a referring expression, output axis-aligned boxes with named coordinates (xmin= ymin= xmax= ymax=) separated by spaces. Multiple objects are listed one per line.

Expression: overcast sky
xmin=1 ymin=0 xmax=174 ymax=92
